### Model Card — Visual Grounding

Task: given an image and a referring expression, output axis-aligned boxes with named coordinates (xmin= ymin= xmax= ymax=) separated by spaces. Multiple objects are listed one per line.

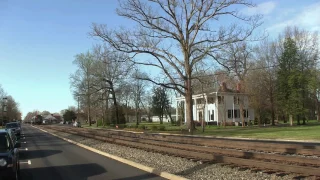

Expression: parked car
xmin=73 ymin=121 xmax=81 ymax=128
xmin=5 ymin=122 xmax=21 ymax=137
xmin=0 ymin=129 xmax=20 ymax=180
xmin=6 ymin=129 xmax=19 ymax=144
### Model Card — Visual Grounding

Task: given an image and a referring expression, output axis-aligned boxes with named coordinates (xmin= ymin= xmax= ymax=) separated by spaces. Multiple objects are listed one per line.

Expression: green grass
xmin=82 ymin=120 xmax=320 ymax=141
xmin=190 ymin=123 xmax=320 ymax=141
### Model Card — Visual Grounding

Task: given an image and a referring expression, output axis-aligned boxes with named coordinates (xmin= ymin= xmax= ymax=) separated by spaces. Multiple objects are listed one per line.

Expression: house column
xmin=184 ymin=100 xmax=187 ymax=123
xmin=216 ymin=92 xmax=219 ymax=126
xmin=205 ymin=96 xmax=208 ymax=122
xmin=176 ymin=100 xmax=179 ymax=124
xmin=194 ymin=97 xmax=197 ymax=121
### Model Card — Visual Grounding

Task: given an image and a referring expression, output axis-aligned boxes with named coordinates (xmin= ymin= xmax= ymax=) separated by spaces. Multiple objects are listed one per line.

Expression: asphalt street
xmin=19 ymin=124 xmax=166 ymax=180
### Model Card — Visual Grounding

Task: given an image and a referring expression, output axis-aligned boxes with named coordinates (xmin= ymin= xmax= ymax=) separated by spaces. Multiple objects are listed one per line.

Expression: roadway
xmin=19 ymin=124 xmax=166 ymax=180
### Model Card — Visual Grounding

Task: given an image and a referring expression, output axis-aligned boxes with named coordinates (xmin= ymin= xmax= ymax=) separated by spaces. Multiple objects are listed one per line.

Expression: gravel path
xmin=44 ymin=128 xmax=312 ymax=180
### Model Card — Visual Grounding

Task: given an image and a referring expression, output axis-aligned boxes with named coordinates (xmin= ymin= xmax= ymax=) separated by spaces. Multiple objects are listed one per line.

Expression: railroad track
xmin=42 ymin=125 xmax=320 ymax=179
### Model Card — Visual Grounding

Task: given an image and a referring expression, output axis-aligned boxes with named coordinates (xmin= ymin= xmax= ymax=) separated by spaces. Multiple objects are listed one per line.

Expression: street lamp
xmin=2 ymin=97 xmax=8 ymax=126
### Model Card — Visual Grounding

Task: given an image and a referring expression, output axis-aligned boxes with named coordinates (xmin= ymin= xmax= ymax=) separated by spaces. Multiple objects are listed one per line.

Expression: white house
xmin=176 ymin=83 xmax=254 ymax=125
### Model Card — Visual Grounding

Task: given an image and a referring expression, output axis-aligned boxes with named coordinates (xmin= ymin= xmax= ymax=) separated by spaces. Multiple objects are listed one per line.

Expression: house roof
xmin=176 ymin=91 xmax=249 ymax=101
xmin=44 ymin=114 xmax=57 ymax=120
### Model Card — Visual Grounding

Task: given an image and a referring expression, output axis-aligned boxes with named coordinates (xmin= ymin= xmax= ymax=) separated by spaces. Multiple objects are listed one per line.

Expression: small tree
xmin=63 ymin=110 xmax=77 ymax=122
xmin=151 ymin=87 xmax=170 ymax=124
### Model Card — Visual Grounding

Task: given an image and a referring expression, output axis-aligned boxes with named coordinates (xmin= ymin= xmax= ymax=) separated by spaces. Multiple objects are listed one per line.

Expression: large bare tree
xmin=91 ymin=0 xmax=262 ymax=131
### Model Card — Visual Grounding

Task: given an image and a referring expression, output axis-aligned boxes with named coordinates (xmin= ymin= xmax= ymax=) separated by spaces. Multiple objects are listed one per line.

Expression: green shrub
xmin=97 ymin=119 xmax=103 ymax=126
xmin=138 ymin=125 xmax=146 ymax=130
xmin=158 ymin=125 xmax=166 ymax=131
xmin=151 ymin=125 xmax=158 ymax=131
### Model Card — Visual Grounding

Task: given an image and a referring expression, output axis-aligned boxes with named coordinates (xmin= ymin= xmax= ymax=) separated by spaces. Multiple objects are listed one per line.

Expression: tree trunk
xmin=166 ymin=108 xmax=173 ymax=124
xmin=239 ymin=97 xmax=245 ymax=127
xmin=159 ymin=114 xmax=163 ymax=124
xmin=258 ymin=108 xmax=261 ymax=127
xmin=185 ymin=78 xmax=195 ymax=132
xmin=101 ymin=92 xmax=104 ymax=127
xmin=135 ymin=108 xmax=139 ymax=126
xmin=289 ymin=114 xmax=293 ymax=126
xmin=180 ymin=102 xmax=185 ymax=125
xmin=111 ymin=90 xmax=119 ymax=125
xmin=297 ymin=114 xmax=300 ymax=125
xmin=318 ymin=104 xmax=320 ymax=122
xmin=88 ymin=94 xmax=91 ymax=126
xmin=271 ymin=94 xmax=275 ymax=126
xmin=105 ymin=93 xmax=109 ymax=125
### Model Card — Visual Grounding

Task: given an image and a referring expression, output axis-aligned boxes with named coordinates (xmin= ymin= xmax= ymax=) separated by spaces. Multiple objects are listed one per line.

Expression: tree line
xmin=0 ymin=84 xmax=21 ymax=124
xmin=70 ymin=0 xmax=319 ymax=130
xmin=69 ymin=44 xmax=175 ymax=126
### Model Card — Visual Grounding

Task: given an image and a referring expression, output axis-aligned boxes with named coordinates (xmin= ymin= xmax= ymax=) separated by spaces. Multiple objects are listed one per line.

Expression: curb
xmin=31 ymin=125 xmax=188 ymax=180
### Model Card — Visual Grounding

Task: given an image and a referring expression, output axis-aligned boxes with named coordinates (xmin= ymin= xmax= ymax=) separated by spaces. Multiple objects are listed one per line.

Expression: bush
xmin=158 ymin=125 xmax=166 ymax=131
xmin=97 ymin=119 xmax=103 ymax=126
xmin=138 ymin=125 xmax=146 ymax=130
xmin=151 ymin=125 xmax=158 ymax=131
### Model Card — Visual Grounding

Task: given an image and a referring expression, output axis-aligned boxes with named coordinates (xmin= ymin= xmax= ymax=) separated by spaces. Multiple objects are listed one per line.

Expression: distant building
xmin=151 ymin=115 xmax=178 ymax=123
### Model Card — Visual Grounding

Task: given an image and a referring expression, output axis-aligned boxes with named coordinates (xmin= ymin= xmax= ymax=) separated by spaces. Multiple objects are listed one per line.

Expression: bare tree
xmin=216 ymin=42 xmax=254 ymax=126
xmin=4 ymin=96 xmax=20 ymax=121
xmin=118 ymin=82 xmax=134 ymax=122
xmin=70 ymin=52 xmax=97 ymax=126
xmin=92 ymin=45 xmax=133 ymax=125
xmin=132 ymin=68 xmax=148 ymax=125
xmin=91 ymin=0 xmax=262 ymax=131
xmin=249 ymin=40 xmax=277 ymax=125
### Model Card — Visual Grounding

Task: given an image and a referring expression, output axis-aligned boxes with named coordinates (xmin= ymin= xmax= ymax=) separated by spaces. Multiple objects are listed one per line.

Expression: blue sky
xmin=0 ymin=0 xmax=319 ymax=118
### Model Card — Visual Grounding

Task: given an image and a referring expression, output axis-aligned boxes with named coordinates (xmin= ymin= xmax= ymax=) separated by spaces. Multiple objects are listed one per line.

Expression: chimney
xmin=221 ymin=82 xmax=227 ymax=92
xmin=236 ymin=83 xmax=241 ymax=93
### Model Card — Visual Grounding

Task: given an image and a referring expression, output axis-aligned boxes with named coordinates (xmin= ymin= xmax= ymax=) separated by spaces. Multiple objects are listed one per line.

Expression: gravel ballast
xmin=44 ymin=128 xmax=312 ymax=180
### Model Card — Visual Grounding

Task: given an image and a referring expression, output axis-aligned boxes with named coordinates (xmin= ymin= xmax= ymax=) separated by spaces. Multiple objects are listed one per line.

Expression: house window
xmin=236 ymin=109 xmax=240 ymax=118
xmin=218 ymin=96 xmax=224 ymax=104
xmin=211 ymin=110 xmax=214 ymax=120
xmin=230 ymin=109 xmax=240 ymax=118
xmin=228 ymin=110 xmax=233 ymax=118
xmin=243 ymin=109 xmax=248 ymax=118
